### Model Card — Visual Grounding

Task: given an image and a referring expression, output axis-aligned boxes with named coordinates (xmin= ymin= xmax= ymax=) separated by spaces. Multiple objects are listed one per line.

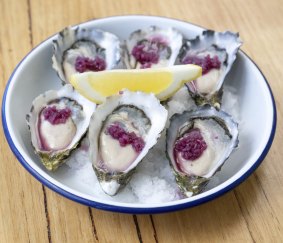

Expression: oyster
xmin=124 ymin=26 xmax=183 ymax=69
xmin=177 ymin=30 xmax=242 ymax=108
xmin=166 ymin=106 xmax=238 ymax=197
xmin=26 ymin=84 xmax=96 ymax=171
xmin=52 ymin=26 xmax=121 ymax=83
xmin=89 ymin=90 xmax=168 ymax=195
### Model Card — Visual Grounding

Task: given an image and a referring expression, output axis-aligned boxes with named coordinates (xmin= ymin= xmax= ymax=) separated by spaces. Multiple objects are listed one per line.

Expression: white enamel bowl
xmin=2 ymin=16 xmax=276 ymax=213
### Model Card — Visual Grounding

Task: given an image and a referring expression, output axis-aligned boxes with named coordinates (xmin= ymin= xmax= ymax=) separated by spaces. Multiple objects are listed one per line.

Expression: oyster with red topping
xmin=52 ymin=26 xmax=121 ymax=84
xmin=123 ymin=26 xmax=183 ymax=69
xmin=166 ymin=106 xmax=238 ymax=197
xmin=177 ymin=30 xmax=242 ymax=108
xmin=26 ymin=84 xmax=96 ymax=170
xmin=89 ymin=90 xmax=168 ymax=195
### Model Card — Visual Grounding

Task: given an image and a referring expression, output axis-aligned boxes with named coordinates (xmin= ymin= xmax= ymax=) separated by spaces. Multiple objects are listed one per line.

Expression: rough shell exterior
xmin=52 ymin=26 xmax=121 ymax=83
xmin=178 ymin=30 xmax=242 ymax=108
xmin=123 ymin=26 xmax=183 ymax=69
xmin=166 ymin=106 xmax=239 ymax=197
xmin=26 ymin=84 xmax=96 ymax=171
xmin=88 ymin=90 xmax=168 ymax=195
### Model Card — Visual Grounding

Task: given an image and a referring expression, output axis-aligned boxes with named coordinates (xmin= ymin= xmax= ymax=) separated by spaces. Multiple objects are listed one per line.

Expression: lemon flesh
xmin=70 ymin=64 xmax=202 ymax=104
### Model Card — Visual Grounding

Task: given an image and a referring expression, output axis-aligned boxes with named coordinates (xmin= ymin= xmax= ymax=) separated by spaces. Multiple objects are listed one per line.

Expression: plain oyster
xmin=89 ymin=90 xmax=168 ymax=195
xmin=166 ymin=106 xmax=238 ymax=197
xmin=52 ymin=26 xmax=121 ymax=84
xmin=177 ymin=30 xmax=242 ymax=108
xmin=123 ymin=26 xmax=183 ymax=69
xmin=26 ymin=84 xmax=96 ymax=171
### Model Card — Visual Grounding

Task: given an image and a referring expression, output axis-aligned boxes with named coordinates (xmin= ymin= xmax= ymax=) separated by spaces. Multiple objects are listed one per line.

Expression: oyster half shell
xmin=177 ymin=30 xmax=242 ymax=108
xmin=89 ymin=90 xmax=168 ymax=195
xmin=123 ymin=26 xmax=183 ymax=69
xmin=52 ymin=26 xmax=121 ymax=84
xmin=166 ymin=106 xmax=238 ymax=197
xmin=26 ymin=84 xmax=96 ymax=170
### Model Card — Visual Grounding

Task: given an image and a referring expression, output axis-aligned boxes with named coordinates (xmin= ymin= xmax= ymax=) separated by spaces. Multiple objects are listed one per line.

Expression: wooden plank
xmin=45 ymin=189 xmax=97 ymax=243
xmin=136 ymin=215 xmax=157 ymax=243
xmin=152 ymin=192 xmax=253 ymax=243
xmin=235 ymin=175 xmax=283 ymax=241
xmin=0 ymin=0 xmax=49 ymax=242
xmin=91 ymin=209 xmax=140 ymax=243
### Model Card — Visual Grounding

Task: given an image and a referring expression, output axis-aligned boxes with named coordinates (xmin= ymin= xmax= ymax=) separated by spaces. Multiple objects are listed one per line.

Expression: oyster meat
xmin=26 ymin=84 xmax=96 ymax=171
xmin=166 ymin=106 xmax=238 ymax=197
xmin=123 ymin=26 xmax=183 ymax=69
xmin=89 ymin=90 xmax=168 ymax=195
xmin=52 ymin=26 xmax=121 ymax=83
xmin=177 ymin=30 xmax=242 ymax=108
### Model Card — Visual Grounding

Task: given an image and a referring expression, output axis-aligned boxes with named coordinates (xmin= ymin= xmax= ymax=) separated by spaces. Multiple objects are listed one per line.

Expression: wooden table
xmin=1 ymin=0 xmax=282 ymax=242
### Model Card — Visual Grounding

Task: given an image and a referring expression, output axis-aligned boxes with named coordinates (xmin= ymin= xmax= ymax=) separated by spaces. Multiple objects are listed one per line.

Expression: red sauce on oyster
xmin=75 ymin=56 xmax=106 ymax=73
xmin=131 ymin=37 xmax=168 ymax=69
xmin=174 ymin=128 xmax=207 ymax=161
xmin=107 ymin=123 xmax=145 ymax=153
xmin=43 ymin=106 xmax=72 ymax=125
xmin=182 ymin=54 xmax=221 ymax=74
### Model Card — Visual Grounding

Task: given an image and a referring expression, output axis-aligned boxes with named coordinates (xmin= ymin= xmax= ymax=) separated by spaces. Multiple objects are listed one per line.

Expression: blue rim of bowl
xmin=1 ymin=16 xmax=277 ymax=214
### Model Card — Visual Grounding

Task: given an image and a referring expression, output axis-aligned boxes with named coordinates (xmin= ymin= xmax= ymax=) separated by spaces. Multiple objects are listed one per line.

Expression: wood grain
xmin=1 ymin=0 xmax=283 ymax=242
xmin=153 ymin=192 xmax=253 ymax=243
xmin=0 ymin=0 xmax=49 ymax=242
xmin=91 ymin=210 xmax=140 ymax=242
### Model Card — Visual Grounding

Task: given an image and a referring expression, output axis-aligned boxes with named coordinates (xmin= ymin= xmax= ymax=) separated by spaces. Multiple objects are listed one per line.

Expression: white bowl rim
xmin=1 ymin=15 xmax=277 ymax=214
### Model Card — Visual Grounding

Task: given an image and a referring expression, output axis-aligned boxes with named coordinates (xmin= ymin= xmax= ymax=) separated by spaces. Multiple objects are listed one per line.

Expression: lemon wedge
xmin=70 ymin=64 xmax=202 ymax=104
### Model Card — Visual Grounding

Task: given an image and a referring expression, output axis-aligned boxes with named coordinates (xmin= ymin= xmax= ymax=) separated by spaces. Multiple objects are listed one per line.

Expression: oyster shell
xmin=177 ymin=30 xmax=242 ymax=108
xmin=26 ymin=84 xmax=96 ymax=171
xmin=166 ymin=106 xmax=238 ymax=197
xmin=89 ymin=90 xmax=168 ymax=195
xmin=123 ymin=26 xmax=183 ymax=69
xmin=52 ymin=26 xmax=121 ymax=84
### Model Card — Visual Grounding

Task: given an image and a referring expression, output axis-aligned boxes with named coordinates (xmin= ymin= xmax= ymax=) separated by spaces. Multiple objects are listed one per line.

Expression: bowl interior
xmin=3 ymin=16 xmax=275 ymax=212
